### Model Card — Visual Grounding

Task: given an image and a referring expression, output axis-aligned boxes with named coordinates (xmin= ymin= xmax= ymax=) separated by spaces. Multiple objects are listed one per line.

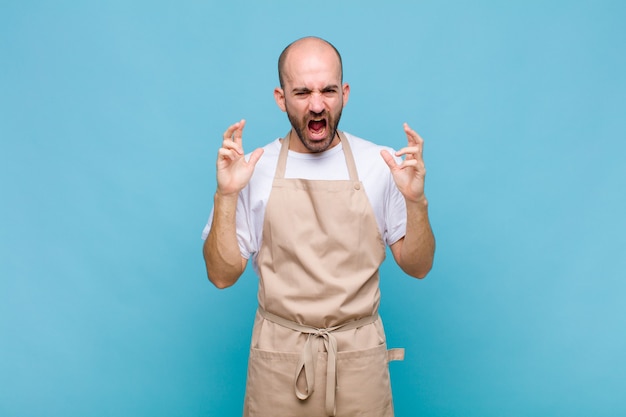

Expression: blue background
xmin=2 ymin=1 xmax=625 ymax=416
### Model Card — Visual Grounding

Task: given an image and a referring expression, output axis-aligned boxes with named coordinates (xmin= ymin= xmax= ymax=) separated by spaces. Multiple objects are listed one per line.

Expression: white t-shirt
xmin=202 ymin=132 xmax=407 ymax=273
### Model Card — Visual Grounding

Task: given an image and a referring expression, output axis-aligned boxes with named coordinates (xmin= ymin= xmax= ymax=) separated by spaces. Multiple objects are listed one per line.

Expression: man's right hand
xmin=217 ymin=119 xmax=264 ymax=196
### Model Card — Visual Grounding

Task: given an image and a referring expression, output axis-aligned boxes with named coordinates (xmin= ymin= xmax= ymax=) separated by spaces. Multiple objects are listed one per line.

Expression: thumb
xmin=380 ymin=149 xmax=398 ymax=170
xmin=247 ymin=148 xmax=265 ymax=167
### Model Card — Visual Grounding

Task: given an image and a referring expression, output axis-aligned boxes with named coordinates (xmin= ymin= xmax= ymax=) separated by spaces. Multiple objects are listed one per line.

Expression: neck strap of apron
xmin=275 ymin=131 xmax=360 ymax=182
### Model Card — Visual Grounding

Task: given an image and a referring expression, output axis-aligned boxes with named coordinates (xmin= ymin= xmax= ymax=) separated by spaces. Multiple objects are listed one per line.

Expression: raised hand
xmin=380 ymin=123 xmax=427 ymax=203
xmin=217 ymin=119 xmax=264 ymax=196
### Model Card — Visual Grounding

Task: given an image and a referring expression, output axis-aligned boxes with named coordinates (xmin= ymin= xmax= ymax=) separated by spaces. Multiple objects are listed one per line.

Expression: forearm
xmin=203 ymin=192 xmax=246 ymax=289
xmin=396 ymin=197 xmax=435 ymax=278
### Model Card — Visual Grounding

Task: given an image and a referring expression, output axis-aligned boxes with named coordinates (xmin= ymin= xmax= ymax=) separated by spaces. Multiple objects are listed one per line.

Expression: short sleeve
xmin=384 ymin=163 xmax=407 ymax=246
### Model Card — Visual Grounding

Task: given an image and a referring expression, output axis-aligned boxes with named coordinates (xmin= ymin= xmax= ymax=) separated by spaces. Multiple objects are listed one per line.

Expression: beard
xmin=286 ymin=104 xmax=343 ymax=153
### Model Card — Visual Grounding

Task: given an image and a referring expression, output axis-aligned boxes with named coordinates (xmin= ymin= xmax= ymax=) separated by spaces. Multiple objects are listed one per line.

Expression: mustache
xmin=307 ymin=111 xmax=328 ymax=119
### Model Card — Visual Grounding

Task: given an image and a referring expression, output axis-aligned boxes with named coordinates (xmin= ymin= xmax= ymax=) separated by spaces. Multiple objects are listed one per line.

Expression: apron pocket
xmin=335 ymin=343 xmax=395 ymax=416
xmin=245 ymin=344 xmax=397 ymax=417
xmin=245 ymin=348 xmax=325 ymax=416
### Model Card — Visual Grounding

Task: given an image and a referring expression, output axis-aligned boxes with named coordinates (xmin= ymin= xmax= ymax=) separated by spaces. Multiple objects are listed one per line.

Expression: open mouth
xmin=307 ymin=118 xmax=327 ymax=139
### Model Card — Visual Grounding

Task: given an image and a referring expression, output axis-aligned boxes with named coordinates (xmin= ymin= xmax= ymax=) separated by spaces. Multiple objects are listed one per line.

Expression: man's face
xmin=275 ymin=43 xmax=350 ymax=153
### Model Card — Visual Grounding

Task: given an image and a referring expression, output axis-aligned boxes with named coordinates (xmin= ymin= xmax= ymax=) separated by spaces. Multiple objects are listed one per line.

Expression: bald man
xmin=202 ymin=37 xmax=435 ymax=417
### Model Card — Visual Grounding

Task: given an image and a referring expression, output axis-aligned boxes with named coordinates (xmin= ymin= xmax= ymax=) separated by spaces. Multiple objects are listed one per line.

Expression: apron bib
xmin=243 ymin=132 xmax=403 ymax=417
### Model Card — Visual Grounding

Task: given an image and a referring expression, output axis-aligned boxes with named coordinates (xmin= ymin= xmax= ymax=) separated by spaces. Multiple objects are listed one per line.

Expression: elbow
xmin=210 ymin=276 xmax=235 ymax=289
xmin=407 ymin=266 xmax=431 ymax=279
xmin=202 ymin=243 xmax=243 ymax=289
xmin=391 ymin=236 xmax=435 ymax=280
xmin=403 ymin=258 xmax=434 ymax=280
xmin=407 ymin=245 xmax=435 ymax=279
xmin=205 ymin=267 xmax=240 ymax=289
xmin=204 ymin=258 xmax=243 ymax=289
xmin=414 ymin=269 xmax=431 ymax=279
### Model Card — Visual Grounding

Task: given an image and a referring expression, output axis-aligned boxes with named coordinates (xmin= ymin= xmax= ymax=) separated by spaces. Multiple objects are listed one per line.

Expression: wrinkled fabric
xmin=244 ymin=132 xmax=402 ymax=417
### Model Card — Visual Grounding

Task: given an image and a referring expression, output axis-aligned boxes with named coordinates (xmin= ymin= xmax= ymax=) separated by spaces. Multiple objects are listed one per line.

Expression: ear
xmin=342 ymin=83 xmax=350 ymax=107
xmin=274 ymin=87 xmax=286 ymax=112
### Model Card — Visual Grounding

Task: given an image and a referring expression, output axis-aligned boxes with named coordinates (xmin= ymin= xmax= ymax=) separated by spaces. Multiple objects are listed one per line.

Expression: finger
xmin=217 ymin=147 xmax=241 ymax=162
xmin=403 ymin=123 xmax=424 ymax=148
xmin=247 ymin=148 xmax=265 ymax=167
xmin=395 ymin=146 xmax=420 ymax=158
xmin=223 ymin=119 xmax=246 ymax=141
xmin=397 ymin=159 xmax=424 ymax=170
xmin=222 ymin=120 xmax=245 ymax=154
xmin=223 ymin=121 xmax=241 ymax=141
xmin=222 ymin=138 xmax=243 ymax=155
xmin=380 ymin=149 xmax=398 ymax=170
xmin=233 ymin=119 xmax=246 ymax=146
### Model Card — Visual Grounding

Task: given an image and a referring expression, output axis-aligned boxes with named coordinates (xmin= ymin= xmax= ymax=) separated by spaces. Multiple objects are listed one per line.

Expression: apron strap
xmin=258 ymin=308 xmax=378 ymax=417
xmin=337 ymin=131 xmax=359 ymax=182
xmin=387 ymin=347 xmax=405 ymax=362
xmin=275 ymin=131 xmax=292 ymax=179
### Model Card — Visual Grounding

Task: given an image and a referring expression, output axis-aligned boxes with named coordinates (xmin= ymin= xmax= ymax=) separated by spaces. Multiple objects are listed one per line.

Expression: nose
xmin=308 ymin=93 xmax=325 ymax=114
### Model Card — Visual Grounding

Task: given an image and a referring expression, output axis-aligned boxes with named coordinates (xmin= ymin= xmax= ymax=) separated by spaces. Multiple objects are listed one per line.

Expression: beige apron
xmin=243 ymin=132 xmax=404 ymax=417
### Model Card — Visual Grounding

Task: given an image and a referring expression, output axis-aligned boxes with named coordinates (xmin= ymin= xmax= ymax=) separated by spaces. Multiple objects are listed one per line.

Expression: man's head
xmin=274 ymin=37 xmax=350 ymax=153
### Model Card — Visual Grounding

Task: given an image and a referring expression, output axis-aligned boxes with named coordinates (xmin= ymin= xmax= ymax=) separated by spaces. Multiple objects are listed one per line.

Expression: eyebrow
xmin=291 ymin=84 xmax=340 ymax=94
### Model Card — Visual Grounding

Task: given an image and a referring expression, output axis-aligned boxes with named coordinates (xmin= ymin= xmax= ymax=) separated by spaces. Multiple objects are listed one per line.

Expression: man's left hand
xmin=380 ymin=123 xmax=427 ymax=204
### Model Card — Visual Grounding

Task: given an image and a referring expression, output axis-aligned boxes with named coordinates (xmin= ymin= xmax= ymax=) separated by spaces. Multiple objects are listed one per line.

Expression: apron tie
xmin=259 ymin=308 xmax=378 ymax=417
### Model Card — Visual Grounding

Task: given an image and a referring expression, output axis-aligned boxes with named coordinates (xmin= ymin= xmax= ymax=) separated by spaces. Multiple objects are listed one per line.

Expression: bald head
xmin=278 ymin=37 xmax=343 ymax=89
